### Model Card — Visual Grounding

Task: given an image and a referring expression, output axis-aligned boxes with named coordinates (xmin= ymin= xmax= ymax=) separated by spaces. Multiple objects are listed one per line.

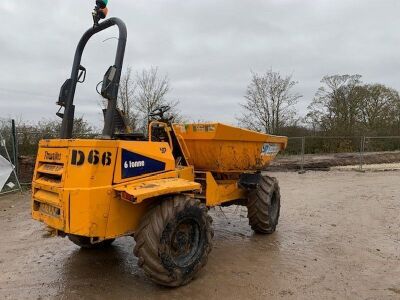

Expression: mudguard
xmin=114 ymin=178 xmax=201 ymax=204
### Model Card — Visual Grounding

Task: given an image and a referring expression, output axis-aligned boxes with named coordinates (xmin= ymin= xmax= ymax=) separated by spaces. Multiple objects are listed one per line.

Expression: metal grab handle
xmin=148 ymin=121 xmax=174 ymax=152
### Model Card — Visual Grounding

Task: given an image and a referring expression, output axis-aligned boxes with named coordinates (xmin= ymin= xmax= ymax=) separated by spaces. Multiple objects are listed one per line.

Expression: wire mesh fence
xmin=0 ymin=119 xmax=101 ymax=186
xmin=364 ymin=136 xmax=400 ymax=152
xmin=16 ymin=131 xmax=100 ymax=158
xmin=282 ymin=136 xmax=365 ymax=155
xmin=276 ymin=135 xmax=400 ymax=171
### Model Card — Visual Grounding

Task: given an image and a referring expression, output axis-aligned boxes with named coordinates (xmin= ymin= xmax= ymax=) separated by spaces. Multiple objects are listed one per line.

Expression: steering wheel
xmin=149 ymin=105 xmax=171 ymax=118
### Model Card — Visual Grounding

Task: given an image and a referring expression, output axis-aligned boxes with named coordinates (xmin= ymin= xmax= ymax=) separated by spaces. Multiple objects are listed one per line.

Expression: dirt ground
xmin=269 ymin=151 xmax=400 ymax=171
xmin=0 ymin=171 xmax=399 ymax=300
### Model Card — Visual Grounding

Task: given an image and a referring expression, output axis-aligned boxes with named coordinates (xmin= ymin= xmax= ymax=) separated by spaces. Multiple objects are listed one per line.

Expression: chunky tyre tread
xmin=134 ymin=195 xmax=213 ymax=287
xmin=247 ymin=176 xmax=281 ymax=234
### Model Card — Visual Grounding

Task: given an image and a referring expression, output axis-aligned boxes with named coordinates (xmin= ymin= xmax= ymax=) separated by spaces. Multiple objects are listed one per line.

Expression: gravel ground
xmin=0 ymin=170 xmax=399 ymax=300
xmin=333 ymin=163 xmax=400 ymax=171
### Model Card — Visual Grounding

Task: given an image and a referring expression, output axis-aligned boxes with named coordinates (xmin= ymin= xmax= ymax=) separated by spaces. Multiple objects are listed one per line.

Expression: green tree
xmin=307 ymin=74 xmax=363 ymax=135
xmin=359 ymin=84 xmax=400 ymax=135
xmin=307 ymin=74 xmax=400 ymax=137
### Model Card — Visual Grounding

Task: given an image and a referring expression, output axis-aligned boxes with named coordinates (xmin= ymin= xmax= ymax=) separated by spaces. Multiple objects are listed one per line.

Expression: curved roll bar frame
xmin=60 ymin=17 xmax=127 ymax=139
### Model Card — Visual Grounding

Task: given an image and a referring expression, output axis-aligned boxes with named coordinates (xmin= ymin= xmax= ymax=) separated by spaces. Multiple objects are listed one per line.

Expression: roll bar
xmin=59 ymin=17 xmax=127 ymax=139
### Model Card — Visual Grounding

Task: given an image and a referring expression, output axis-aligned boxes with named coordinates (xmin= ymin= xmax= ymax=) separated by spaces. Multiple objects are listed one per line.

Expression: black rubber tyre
xmin=247 ymin=175 xmax=281 ymax=234
xmin=68 ymin=234 xmax=115 ymax=249
xmin=134 ymin=195 xmax=213 ymax=287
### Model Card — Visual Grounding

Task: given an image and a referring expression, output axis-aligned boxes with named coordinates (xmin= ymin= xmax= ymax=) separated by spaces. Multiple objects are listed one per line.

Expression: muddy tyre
xmin=247 ymin=175 xmax=281 ymax=234
xmin=68 ymin=235 xmax=115 ymax=249
xmin=134 ymin=195 xmax=213 ymax=287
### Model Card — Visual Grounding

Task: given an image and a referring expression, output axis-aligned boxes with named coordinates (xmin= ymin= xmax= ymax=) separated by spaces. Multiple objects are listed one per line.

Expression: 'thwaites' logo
xmin=44 ymin=151 xmax=62 ymax=161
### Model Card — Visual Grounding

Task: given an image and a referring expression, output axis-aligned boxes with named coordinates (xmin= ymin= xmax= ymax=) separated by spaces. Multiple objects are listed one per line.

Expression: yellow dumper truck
xmin=31 ymin=1 xmax=287 ymax=287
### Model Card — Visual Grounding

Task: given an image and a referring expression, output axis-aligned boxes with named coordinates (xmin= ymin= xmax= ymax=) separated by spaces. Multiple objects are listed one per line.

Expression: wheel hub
xmin=170 ymin=219 xmax=201 ymax=267
xmin=270 ymin=192 xmax=278 ymax=221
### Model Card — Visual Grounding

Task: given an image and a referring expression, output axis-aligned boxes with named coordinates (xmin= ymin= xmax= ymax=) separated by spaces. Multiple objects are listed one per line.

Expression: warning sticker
xmin=0 ymin=154 xmax=13 ymax=191
xmin=261 ymin=143 xmax=280 ymax=156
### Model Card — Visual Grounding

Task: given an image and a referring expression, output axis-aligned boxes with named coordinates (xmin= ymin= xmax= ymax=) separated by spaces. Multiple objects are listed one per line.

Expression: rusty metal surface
xmin=173 ymin=123 xmax=287 ymax=172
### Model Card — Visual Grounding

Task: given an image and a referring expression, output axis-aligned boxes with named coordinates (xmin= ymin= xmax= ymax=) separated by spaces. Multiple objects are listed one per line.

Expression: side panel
xmin=32 ymin=139 xmax=192 ymax=239
xmin=68 ymin=188 xmax=112 ymax=237
xmin=204 ymin=172 xmax=247 ymax=206
xmin=65 ymin=146 xmax=117 ymax=188
xmin=32 ymin=140 xmax=118 ymax=237
xmin=113 ymin=141 xmax=175 ymax=184
xmin=64 ymin=142 xmax=168 ymax=237
xmin=105 ymin=196 xmax=150 ymax=237
xmin=64 ymin=144 xmax=118 ymax=237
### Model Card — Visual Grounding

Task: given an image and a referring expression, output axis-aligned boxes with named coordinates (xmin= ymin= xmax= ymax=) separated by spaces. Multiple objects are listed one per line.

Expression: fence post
xmin=299 ymin=136 xmax=306 ymax=174
xmin=11 ymin=119 xmax=19 ymax=176
xmin=358 ymin=136 xmax=365 ymax=172
xmin=362 ymin=136 xmax=366 ymax=167
xmin=363 ymin=136 xmax=367 ymax=153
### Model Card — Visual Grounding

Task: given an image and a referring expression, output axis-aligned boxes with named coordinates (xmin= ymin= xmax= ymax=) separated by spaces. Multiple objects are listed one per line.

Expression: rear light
xmin=121 ymin=191 xmax=136 ymax=203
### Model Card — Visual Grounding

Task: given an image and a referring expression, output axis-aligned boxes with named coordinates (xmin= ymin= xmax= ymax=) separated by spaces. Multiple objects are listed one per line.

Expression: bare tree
xmin=117 ymin=67 xmax=139 ymax=131
xmin=134 ymin=67 xmax=180 ymax=130
xmin=238 ymin=70 xmax=301 ymax=134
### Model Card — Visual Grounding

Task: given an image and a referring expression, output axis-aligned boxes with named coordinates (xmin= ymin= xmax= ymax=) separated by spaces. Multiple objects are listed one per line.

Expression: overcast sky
xmin=1 ymin=0 xmax=399 ymax=129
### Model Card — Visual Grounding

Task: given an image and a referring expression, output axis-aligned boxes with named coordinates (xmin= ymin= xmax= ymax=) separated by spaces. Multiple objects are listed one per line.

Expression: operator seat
xmin=102 ymin=108 xmax=146 ymax=141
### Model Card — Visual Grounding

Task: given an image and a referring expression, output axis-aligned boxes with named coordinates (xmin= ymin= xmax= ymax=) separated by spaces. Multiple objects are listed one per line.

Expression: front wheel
xmin=247 ymin=175 xmax=281 ymax=234
xmin=134 ymin=195 xmax=213 ymax=287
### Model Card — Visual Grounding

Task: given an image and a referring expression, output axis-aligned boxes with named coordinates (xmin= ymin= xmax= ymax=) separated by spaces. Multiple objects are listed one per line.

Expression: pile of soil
xmin=269 ymin=151 xmax=400 ymax=171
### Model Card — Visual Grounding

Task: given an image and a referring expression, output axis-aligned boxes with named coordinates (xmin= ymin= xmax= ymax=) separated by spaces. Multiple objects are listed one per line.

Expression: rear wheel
xmin=68 ymin=234 xmax=115 ymax=249
xmin=134 ymin=195 xmax=213 ymax=287
xmin=247 ymin=175 xmax=281 ymax=234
